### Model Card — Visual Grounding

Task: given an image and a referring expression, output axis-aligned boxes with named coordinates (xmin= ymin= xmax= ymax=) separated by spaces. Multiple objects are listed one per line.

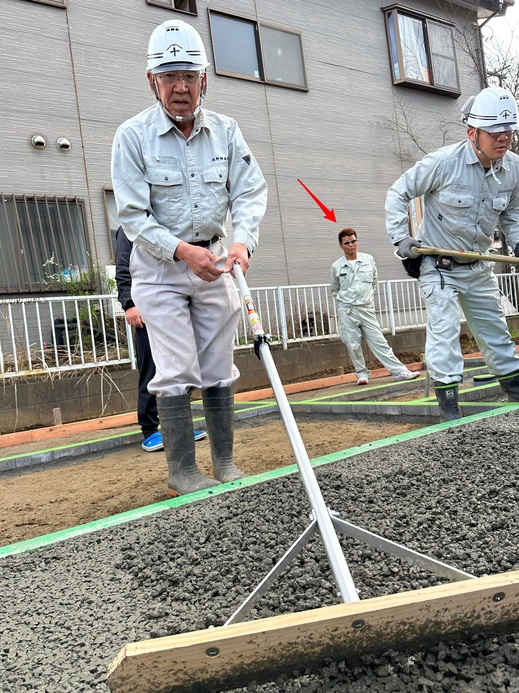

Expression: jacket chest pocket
xmin=475 ymin=195 xmax=509 ymax=235
xmin=202 ymin=165 xmax=228 ymax=223
xmin=357 ymin=268 xmax=374 ymax=284
xmin=144 ymin=166 xmax=184 ymax=210
xmin=438 ymin=190 xmax=473 ymax=230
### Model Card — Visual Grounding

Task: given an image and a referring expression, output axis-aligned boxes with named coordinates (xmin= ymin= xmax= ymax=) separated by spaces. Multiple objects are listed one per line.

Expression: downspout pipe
xmin=475 ymin=1 xmax=504 ymax=88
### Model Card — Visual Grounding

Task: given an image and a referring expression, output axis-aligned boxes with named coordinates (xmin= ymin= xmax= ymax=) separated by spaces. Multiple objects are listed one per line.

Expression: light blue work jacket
xmin=111 ymin=104 xmax=267 ymax=262
xmin=386 ymin=139 xmax=519 ymax=254
xmin=331 ymin=252 xmax=377 ymax=306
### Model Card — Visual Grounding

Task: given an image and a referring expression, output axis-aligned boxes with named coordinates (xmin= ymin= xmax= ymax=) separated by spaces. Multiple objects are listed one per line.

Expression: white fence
xmin=1 ymin=274 xmax=518 ymax=379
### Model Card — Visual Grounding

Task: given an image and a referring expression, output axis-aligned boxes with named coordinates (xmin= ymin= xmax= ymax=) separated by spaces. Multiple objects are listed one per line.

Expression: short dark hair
xmin=338 ymin=228 xmax=357 ymax=244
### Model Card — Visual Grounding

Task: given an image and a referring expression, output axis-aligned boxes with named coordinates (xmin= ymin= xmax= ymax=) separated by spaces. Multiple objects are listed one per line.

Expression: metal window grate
xmin=0 ymin=194 xmax=90 ymax=294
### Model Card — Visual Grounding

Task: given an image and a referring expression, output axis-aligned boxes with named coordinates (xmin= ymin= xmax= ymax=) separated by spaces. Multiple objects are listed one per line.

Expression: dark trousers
xmin=135 ymin=325 xmax=159 ymax=438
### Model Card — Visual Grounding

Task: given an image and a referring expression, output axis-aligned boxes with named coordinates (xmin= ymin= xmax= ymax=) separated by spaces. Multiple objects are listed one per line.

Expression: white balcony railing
xmin=1 ymin=274 xmax=518 ymax=379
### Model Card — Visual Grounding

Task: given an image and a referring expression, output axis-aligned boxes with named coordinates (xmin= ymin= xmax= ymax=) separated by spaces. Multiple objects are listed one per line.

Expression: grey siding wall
xmin=1 ymin=0 xmax=484 ymax=291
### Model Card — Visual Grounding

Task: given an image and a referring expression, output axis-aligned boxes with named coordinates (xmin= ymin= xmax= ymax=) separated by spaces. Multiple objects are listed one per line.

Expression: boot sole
xmin=167 ymin=482 xmax=221 ymax=497
xmin=217 ymin=474 xmax=246 ymax=483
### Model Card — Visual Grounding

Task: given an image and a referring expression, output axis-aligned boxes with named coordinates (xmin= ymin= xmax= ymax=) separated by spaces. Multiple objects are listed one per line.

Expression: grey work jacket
xmin=331 ymin=252 xmax=377 ymax=306
xmin=386 ymin=139 xmax=519 ymax=254
xmin=111 ymin=104 xmax=267 ymax=262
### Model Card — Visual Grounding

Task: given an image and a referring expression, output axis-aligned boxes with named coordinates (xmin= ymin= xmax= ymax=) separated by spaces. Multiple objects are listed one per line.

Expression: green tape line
xmin=2 ymin=404 xmax=517 ymax=558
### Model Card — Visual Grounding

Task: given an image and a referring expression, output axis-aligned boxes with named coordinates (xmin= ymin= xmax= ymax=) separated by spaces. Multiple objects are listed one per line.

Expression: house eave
xmin=444 ymin=0 xmax=514 ymax=18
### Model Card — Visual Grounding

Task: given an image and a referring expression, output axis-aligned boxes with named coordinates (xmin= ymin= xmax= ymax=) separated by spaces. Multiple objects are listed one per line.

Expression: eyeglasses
xmin=482 ymin=129 xmax=513 ymax=139
xmin=341 ymin=239 xmax=358 ymax=246
xmin=156 ymin=71 xmax=201 ymax=86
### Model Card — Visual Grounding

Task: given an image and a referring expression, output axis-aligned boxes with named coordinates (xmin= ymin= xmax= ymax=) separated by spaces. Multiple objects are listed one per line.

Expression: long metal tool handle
xmin=413 ymin=245 xmax=519 ymax=266
xmin=233 ymin=264 xmax=359 ymax=603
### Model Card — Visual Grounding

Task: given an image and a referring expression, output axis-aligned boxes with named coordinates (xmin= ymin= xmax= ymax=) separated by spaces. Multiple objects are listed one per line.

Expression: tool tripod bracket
xmin=254 ymin=333 xmax=271 ymax=359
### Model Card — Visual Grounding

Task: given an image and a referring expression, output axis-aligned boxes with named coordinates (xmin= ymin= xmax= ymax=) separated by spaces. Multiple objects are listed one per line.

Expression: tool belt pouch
xmin=401 ymin=255 xmax=423 ymax=279
xmin=435 ymin=256 xmax=454 ymax=271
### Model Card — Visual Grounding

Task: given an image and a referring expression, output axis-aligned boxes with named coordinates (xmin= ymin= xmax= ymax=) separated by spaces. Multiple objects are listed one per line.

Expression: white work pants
xmin=419 ymin=256 xmax=519 ymax=384
xmin=337 ymin=303 xmax=405 ymax=380
xmin=130 ymin=241 xmax=241 ymax=397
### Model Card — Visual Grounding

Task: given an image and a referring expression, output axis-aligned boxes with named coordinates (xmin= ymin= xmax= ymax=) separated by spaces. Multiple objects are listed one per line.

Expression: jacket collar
xmin=155 ymin=103 xmax=211 ymax=137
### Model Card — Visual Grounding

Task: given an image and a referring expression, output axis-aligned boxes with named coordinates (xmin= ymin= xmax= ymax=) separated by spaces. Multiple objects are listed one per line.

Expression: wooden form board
xmin=107 ymin=570 xmax=519 ymax=693
xmin=0 ymin=413 xmax=137 ymax=449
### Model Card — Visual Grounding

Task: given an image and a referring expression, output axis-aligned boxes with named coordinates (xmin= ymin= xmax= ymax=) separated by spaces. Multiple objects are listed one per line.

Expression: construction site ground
xmin=0 ymin=368 xmax=429 ymax=547
xmin=0 ymin=354 xmax=507 ymax=548
xmin=2 ymin=354 xmax=519 ymax=693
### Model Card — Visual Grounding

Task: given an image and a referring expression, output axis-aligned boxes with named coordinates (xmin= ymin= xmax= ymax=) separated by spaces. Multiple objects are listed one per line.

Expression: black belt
xmin=432 ymin=254 xmax=479 ymax=267
xmin=189 ymin=235 xmax=220 ymax=248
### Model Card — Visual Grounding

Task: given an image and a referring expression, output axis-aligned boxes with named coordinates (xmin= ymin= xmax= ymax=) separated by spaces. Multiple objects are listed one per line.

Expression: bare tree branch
xmin=385 ymin=92 xmax=460 ymax=164
xmin=387 ymin=6 xmax=519 ymax=160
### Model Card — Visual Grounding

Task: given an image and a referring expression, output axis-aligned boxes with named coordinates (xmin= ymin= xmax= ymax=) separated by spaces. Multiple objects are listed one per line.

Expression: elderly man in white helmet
xmin=111 ymin=20 xmax=267 ymax=496
xmin=386 ymin=86 xmax=519 ymax=421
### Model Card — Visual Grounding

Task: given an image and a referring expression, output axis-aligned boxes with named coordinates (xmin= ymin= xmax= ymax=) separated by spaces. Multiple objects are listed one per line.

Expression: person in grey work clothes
xmin=331 ymin=227 xmax=421 ymax=386
xmin=387 ymin=86 xmax=519 ymax=421
xmin=111 ymin=19 xmax=267 ymax=496
xmin=115 ymin=226 xmax=207 ymax=452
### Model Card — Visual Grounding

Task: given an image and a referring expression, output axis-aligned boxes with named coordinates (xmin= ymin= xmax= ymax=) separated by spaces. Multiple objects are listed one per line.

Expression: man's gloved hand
xmin=395 ymin=236 xmax=422 ymax=259
xmin=514 ymin=242 xmax=519 ymax=258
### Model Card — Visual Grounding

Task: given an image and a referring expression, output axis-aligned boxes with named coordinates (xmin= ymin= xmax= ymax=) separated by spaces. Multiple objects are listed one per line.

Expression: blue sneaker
xmin=194 ymin=429 xmax=207 ymax=442
xmin=142 ymin=431 xmax=164 ymax=452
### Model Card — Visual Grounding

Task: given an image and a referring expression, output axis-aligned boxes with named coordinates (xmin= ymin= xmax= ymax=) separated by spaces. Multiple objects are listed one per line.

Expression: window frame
xmin=103 ymin=188 xmax=119 ymax=263
xmin=0 ymin=194 xmax=91 ymax=295
xmin=146 ymin=0 xmax=197 ymax=15
xmin=208 ymin=10 xmax=308 ymax=92
xmin=409 ymin=197 xmax=424 ymax=237
xmin=383 ymin=4 xmax=461 ymax=98
xmin=24 ymin=0 xmax=67 ymax=6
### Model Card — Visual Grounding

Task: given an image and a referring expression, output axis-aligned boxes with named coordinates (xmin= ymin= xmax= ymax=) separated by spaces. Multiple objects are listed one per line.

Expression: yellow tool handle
xmin=413 ymin=245 xmax=519 ymax=266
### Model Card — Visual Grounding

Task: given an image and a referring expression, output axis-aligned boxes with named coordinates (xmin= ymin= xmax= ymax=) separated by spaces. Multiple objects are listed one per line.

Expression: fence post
xmin=386 ymin=281 xmax=396 ymax=336
xmin=277 ymin=286 xmax=288 ymax=350
xmin=126 ymin=320 xmax=137 ymax=370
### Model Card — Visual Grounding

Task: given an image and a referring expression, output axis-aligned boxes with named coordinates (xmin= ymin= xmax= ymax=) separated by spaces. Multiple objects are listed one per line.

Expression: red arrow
xmin=297 ymin=179 xmax=337 ymax=222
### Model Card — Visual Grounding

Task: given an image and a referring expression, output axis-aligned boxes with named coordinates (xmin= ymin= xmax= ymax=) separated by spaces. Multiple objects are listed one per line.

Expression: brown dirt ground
xmin=0 ymin=346 xmax=500 ymax=548
xmin=0 ymin=392 xmax=423 ymax=547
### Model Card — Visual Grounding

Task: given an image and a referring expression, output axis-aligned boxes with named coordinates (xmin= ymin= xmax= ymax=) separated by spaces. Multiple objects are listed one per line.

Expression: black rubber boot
xmin=202 ymin=386 xmax=245 ymax=483
xmin=433 ymin=382 xmax=462 ymax=422
xmin=157 ymin=394 xmax=221 ymax=497
xmin=497 ymin=370 xmax=519 ymax=401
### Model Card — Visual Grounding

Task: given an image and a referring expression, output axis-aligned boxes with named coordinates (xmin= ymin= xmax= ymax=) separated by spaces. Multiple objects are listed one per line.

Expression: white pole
xmin=233 ymin=265 xmax=359 ymax=603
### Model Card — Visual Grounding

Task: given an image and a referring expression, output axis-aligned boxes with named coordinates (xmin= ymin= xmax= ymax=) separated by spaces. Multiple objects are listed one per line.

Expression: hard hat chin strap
xmin=474 ymin=129 xmax=501 ymax=184
xmin=163 ymin=108 xmax=198 ymax=123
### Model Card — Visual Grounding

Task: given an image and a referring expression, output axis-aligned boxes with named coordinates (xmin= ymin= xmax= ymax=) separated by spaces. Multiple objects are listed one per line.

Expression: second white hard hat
xmin=460 ymin=86 xmax=518 ymax=132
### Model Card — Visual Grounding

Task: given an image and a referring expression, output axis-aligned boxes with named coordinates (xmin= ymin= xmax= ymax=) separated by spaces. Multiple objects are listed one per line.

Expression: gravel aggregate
xmin=0 ymin=411 xmax=518 ymax=692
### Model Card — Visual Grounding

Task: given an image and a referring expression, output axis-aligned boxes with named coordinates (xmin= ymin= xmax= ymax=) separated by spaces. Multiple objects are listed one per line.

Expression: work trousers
xmin=134 ymin=325 xmax=159 ymax=438
xmin=419 ymin=256 xmax=519 ymax=384
xmin=337 ymin=302 xmax=405 ymax=380
xmin=130 ymin=241 xmax=241 ymax=397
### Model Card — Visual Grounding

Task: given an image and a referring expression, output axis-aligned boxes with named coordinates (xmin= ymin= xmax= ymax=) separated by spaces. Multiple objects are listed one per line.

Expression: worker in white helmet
xmin=331 ymin=227 xmax=421 ymax=386
xmin=386 ymin=86 xmax=519 ymax=421
xmin=111 ymin=20 xmax=267 ymax=496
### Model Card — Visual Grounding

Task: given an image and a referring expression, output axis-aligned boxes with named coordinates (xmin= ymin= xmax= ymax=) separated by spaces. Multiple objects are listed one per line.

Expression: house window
xmin=383 ymin=5 xmax=460 ymax=97
xmin=0 ymin=195 xmax=90 ymax=294
xmin=146 ymin=0 xmax=197 ymax=15
xmin=208 ymin=11 xmax=307 ymax=91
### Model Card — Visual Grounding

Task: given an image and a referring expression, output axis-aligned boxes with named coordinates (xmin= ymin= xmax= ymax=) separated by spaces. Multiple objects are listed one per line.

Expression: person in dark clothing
xmin=115 ymin=227 xmax=206 ymax=451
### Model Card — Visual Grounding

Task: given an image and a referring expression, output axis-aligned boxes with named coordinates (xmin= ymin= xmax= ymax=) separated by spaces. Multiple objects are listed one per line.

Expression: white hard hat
xmin=147 ymin=20 xmax=209 ymax=74
xmin=461 ymin=86 xmax=518 ymax=132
